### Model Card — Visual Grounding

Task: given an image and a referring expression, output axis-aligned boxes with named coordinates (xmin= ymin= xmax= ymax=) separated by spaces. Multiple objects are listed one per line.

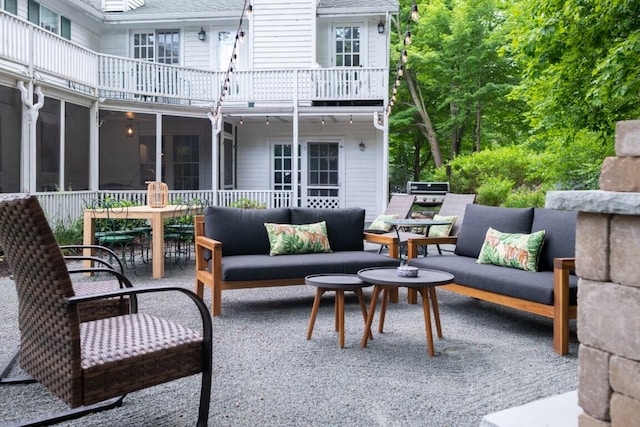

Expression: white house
xmin=0 ymin=0 xmax=399 ymax=221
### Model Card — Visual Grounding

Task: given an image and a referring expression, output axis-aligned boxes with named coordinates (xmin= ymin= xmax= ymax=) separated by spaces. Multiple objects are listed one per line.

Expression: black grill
xmin=406 ymin=181 xmax=450 ymax=207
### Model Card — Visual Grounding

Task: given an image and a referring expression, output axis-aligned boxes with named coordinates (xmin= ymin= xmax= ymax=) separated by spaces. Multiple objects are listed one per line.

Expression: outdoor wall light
xmin=377 ymin=20 xmax=385 ymax=34
xmin=359 ymin=141 xmax=366 ymax=151
xmin=126 ymin=119 xmax=134 ymax=138
xmin=198 ymin=28 xmax=206 ymax=41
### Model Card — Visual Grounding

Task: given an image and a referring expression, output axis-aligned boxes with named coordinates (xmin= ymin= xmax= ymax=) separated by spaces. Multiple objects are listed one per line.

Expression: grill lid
xmin=406 ymin=181 xmax=450 ymax=194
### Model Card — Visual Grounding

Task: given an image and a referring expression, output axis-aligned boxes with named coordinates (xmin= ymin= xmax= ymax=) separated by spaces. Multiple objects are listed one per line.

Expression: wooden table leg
xmin=418 ymin=287 xmax=435 ymax=357
xmin=355 ymin=288 xmax=373 ymax=340
xmin=337 ymin=290 xmax=345 ymax=348
xmin=428 ymin=287 xmax=443 ymax=338
xmin=361 ymin=285 xmax=383 ymax=348
xmin=307 ymin=288 xmax=325 ymax=340
xmin=378 ymin=286 xmax=390 ymax=333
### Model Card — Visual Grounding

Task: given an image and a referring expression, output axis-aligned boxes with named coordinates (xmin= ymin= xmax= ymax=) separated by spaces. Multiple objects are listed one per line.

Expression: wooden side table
xmin=357 ymin=267 xmax=454 ymax=356
xmin=305 ymin=274 xmax=373 ymax=348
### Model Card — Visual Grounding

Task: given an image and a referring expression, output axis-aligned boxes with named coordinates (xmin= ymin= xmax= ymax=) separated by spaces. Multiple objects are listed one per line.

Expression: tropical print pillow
xmin=427 ymin=214 xmax=458 ymax=237
xmin=367 ymin=214 xmax=399 ymax=232
xmin=476 ymin=227 xmax=546 ymax=271
xmin=264 ymin=222 xmax=332 ymax=256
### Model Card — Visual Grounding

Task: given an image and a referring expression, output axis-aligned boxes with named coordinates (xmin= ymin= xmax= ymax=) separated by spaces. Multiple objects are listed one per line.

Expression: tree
xmin=388 ymin=0 xmax=527 ymax=187
xmin=509 ymin=0 xmax=640 ymax=141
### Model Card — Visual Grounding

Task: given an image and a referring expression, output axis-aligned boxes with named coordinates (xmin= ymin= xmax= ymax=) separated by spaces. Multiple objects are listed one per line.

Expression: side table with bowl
xmin=357 ymin=266 xmax=454 ymax=356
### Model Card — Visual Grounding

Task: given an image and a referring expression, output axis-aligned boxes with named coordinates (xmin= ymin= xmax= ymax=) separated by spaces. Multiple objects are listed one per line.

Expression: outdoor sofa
xmin=194 ymin=206 xmax=400 ymax=316
xmin=406 ymin=204 xmax=577 ymax=355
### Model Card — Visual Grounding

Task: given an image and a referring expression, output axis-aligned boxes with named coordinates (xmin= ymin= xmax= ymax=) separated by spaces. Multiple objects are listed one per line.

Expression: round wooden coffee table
xmin=357 ymin=267 xmax=454 ymax=356
xmin=305 ymin=274 xmax=373 ymax=348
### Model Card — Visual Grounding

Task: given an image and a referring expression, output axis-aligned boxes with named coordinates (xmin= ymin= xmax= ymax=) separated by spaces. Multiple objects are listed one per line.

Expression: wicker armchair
xmin=0 ymin=195 xmax=212 ymax=426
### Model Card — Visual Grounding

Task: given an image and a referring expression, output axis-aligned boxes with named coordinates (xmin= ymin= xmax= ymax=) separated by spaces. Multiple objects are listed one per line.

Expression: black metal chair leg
xmin=10 ymin=395 xmax=125 ymax=427
xmin=0 ymin=346 xmax=35 ymax=385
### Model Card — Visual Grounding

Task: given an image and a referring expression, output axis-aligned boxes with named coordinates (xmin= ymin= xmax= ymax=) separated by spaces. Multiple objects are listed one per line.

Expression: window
xmin=307 ymin=143 xmax=338 ymax=197
xmin=335 ymin=26 xmax=360 ymax=67
xmin=4 ymin=0 xmax=17 ymax=14
xmin=173 ymin=135 xmax=199 ymax=190
xmin=27 ymin=1 xmax=70 ymax=39
xmin=133 ymin=30 xmax=180 ymax=64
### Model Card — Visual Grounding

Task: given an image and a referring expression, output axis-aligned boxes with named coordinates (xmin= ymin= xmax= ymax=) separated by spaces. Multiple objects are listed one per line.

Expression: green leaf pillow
xmin=427 ymin=214 xmax=458 ymax=237
xmin=264 ymin=222 xmax=332 ymax=256
xmin=476 ymin=227 xmax=546 ymax=272
xmin=367 ymin=214 xmax=399 ymax=232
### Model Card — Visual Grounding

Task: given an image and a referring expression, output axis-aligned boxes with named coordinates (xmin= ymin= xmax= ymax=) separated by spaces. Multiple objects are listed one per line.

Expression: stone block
xmin=610 ymin=356 xmax=640 ymax=401
xmin=610 ymin=393 xmax=640 ymax=426
xmin=600 ymin=157 xmax=640 ymax=192
xmin=576 ymin=213 xmax=610 ymax=281
xmin=578 ymin=345 xmax=611 ymax=420
xmin=615 ymin=120 xmax=640 ymax=156
xmin=610 ymin=215 xmax=640 ymax=287
xmin=579 ymin=413 xmax=610 ymax=427
xmin=578 ymin=280 xmax=640 ymax=360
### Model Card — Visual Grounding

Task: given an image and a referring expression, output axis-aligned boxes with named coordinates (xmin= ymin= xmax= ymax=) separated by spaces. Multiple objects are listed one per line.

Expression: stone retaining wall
xmin=546 ymin=120 xmax=640 ymax=426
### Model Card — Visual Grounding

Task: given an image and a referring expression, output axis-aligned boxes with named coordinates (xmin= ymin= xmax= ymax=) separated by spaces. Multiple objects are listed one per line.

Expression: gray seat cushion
xmin=204 ymin=206 xmax=291 ymax=256
xmin=408 ymin=255 xmax=578 ymax=306
xmin=218 ymin=252 xmax=399 ymax=281
xmin=454 ymin=205 xmax=534 ymax=258
xmin=531 ymin=208 xmax=577 ymax=272
xmin=290 ymin=208 xmax=365 ymax=252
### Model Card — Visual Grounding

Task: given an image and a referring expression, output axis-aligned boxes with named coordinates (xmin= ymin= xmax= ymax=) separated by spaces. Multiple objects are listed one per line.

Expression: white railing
xmin=26 ymin=189 xmax=295 ymax=226
xmin=0 ymin=11 xmax=387 ymax=104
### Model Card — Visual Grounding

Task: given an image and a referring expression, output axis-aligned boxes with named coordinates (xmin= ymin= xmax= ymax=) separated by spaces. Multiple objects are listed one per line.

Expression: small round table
xmin=357 ymin=267 xmax=454 ymax=356
xmin=305 ymin=274 xmax=373 ymax=348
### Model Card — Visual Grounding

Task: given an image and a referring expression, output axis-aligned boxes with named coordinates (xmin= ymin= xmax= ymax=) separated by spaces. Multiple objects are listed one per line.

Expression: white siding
xmin=234 ymin=118 xmax=383 ymax=220
xmin=252 ymin=0 xmax=315 ymax=69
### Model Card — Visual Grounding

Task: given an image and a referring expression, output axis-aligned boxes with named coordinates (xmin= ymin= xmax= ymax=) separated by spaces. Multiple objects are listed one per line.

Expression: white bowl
xmin=397 ymin=266 xmax=419 ymax=277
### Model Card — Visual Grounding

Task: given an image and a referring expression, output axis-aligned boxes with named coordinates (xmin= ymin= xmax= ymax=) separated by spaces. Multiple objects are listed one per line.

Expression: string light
xmin=321 ymin=116 xmax=325 ymax=125
xmin=239 ymin=117 xmax=244 ymax=125
xmin=349 ymin=115 xmax=353 ymax=124
xmin=411 ymin=1 xmax=419 ymax=22
xmin=210 ymin=0 xmax=253 ymax=124
xmin=266 ymin=116 xmax=270 ymax=125
xmin=387 ymin=2 xmax=420 ymax=119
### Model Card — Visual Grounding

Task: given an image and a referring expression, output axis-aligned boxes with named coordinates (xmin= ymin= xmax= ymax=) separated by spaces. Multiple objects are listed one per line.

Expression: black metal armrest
xmin=61 ymin=244 xmax=124 ymax=273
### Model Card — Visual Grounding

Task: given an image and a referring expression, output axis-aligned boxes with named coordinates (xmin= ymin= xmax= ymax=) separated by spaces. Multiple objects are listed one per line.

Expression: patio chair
xmin=0 ymin=195 xmax=212 ymax=426
xmin=427 ymin=193 xmax=477 ymax=255
xmin=1 ymin=244 xmax=134 ymax=385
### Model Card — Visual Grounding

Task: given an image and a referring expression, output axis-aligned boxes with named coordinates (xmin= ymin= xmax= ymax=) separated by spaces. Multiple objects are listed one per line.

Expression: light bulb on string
xmin=404 ymin=29 xmax=412 ymax=45
xmin=402 ymin=49 xmax=408 ymax=63
xmin=247 ymin=3 xmax=253 ymax=19
xmin=321 ymin=116 xmax=325 ymax=125
xmin=349 ymin=115 xmax=353 ymax=124
xmin=411 ymin=1 xmax=419 ymax=22
xmin=266 ymin=116 xmax=270 ymax=125
xmin=397 ymin=65 xmax=404 ymax=77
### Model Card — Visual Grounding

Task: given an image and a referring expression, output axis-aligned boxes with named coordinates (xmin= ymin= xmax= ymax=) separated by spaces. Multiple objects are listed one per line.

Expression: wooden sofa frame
xmin=407 ymin=236 xmax=577 ymax=355
xmin=194 ymin=215 xmax=400 ymax=316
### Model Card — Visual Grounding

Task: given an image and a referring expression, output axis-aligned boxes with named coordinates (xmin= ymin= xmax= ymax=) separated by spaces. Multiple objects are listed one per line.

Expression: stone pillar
xmin=546 ymin=120 xmax=640 ymax=427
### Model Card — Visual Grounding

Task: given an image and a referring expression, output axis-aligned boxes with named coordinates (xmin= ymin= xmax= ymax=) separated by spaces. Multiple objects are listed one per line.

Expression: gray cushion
xmin=217 ymin=252 xmax=399 ymax=281
xmin=408 ymin=255 xmax=578 ymax=306
xmin=203 ymin=206 xmax=291 ymax=256
xmin=454 ymin=205 xmax=534 ymax=258
xmin=531 ymin=208 xmax=577 ymax=272
xmin=290 ymin=208 xmax=365 ymax=252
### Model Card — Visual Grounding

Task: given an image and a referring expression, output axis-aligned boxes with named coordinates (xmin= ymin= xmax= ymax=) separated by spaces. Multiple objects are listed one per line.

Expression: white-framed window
xmin=4 ymin=0 xmax=17 ymax=14
xmin=334 ymin=25 xmax=361 ymax=67
xmin=27 ymin=0 xmax=70 ymax=39
xmin=133 ymin=30 xmax=180 ymax=64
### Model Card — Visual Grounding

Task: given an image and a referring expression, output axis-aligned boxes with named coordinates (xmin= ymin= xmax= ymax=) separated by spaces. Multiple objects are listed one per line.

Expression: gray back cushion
xmin=290 ymin=208 xmax=365 ymax=252
xmin=454 ymin=205 xmax=534 ymax=258
xmin=203 ymin=206 xmax=291 ymax=256
xmin=531 ymin=208 xmax=577 ymax=271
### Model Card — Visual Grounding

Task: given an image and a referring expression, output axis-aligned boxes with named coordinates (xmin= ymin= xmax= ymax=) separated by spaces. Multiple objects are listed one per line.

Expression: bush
xmin=52 ymin=217 xmax=84 ymax=246
xmin=502 ymin=187 xmax=547 ymax=208
xmin=229 ymin=198 xmax=266 ymax=209
xmin=475 ymin=177 xmax=514 ymax=206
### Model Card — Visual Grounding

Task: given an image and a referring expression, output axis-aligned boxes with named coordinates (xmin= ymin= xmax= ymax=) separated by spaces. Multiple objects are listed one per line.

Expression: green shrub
xmin=52 ymin=217 xmax=84 ymax=246
xmin=229 ymin=198 xmax=266 ymax=209
xmin=475 ymin=177 xmax=514 ymax=206
xmin=502 ymin=187 xmax=547 ymax=208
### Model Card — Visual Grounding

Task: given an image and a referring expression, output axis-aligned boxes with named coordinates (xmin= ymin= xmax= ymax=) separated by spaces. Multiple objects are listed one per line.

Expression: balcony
xmin=0 ymin=11 xmax=388 ymax=107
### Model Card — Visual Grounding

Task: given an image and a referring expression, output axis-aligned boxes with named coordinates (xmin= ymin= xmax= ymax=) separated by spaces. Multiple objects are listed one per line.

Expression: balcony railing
xmin=1 ymin=11 xmax=388 ymax=104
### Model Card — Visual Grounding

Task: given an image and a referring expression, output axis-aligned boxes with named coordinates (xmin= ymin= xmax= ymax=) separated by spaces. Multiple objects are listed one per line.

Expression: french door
xmin=272 ymin=140 xmax=344 ymax=208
